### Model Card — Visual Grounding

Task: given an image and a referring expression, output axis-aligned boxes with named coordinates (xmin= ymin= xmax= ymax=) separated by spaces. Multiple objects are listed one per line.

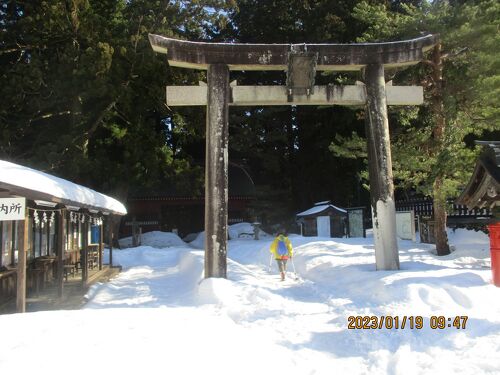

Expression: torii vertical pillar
xmin=364 ymin=63 xmax=399 ymax=270
xmin=205 ymin=64 xmax=229 ymax=278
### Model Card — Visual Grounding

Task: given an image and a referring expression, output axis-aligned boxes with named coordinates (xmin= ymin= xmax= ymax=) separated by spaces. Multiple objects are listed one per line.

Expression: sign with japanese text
xmin=0 ymin=197 xmax=26 ymax=221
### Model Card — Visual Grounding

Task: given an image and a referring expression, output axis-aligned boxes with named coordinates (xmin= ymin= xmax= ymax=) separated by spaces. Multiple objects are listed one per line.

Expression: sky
xmin=0 ymin=223 xmax=499 ymax=375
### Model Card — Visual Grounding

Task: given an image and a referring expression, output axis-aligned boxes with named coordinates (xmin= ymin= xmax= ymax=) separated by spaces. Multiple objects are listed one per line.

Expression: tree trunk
xmin=430 ymin=43 xmax=450 ymax=256
xmin=111 ymin=215 xmax=122 ymax=249
xmin=109 ymin=185 xmax=129 ymax=249
xmin=433 ymin=178 xmax=450 ymax=255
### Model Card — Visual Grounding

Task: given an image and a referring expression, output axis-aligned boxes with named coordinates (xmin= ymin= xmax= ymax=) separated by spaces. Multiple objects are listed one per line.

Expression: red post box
xmin=489 ymin=222 xmax=500 ymax=287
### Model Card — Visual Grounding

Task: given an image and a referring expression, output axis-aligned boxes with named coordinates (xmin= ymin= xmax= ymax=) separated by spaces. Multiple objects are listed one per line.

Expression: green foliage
xmin=2 ymin=0 xmax=496 ymax=233
xmin=227 ymin=0 xmax=366 ymax=43
xmin=329 ymin=132 xmax=367 ymax=160
xmin=352 ymin=1 xmax=410 ymax=42
xmin=225 ymin=0 xmax=375 ymax=226
xmin=0 ymin=0 xmax=235 ymax=198
xmin=450 ymin=0 xmax=500 ymax=126
xmin=340 ymin=0 xmax=500 ymax=202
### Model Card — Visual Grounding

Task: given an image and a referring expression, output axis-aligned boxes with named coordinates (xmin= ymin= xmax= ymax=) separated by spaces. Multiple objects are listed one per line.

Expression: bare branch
xmin=441 ymin=47 xmax=468 ymax=61
xmin=29 ymin=110 xmax=79 ymax=123
xmin=421 ymin=59 xmax=436 ymax=68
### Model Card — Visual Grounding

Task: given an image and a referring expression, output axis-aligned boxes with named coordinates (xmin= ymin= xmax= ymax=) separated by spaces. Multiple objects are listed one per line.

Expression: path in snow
xmin=87 ymin=239 xmax=342 ymax=360
xmin=2 ymin=229 xmax=499 ymax=375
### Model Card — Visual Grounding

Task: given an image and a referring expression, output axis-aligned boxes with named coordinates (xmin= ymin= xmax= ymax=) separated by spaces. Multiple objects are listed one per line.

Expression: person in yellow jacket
xmin=270 ymin=232 xmax=293 ymax=281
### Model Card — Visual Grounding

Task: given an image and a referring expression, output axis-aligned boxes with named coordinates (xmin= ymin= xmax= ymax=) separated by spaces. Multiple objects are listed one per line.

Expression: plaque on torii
xmin=149 ymin=34 xmax=437 ymax=278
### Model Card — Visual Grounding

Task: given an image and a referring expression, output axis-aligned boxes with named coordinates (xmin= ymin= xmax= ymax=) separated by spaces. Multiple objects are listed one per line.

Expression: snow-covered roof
xmin=296 ymin=203 xmax=347 ymax=217
xmin=314 ymin=200 xmax=330 ymax=206
xmin=0 ymin=159 xmax=127 ymax=215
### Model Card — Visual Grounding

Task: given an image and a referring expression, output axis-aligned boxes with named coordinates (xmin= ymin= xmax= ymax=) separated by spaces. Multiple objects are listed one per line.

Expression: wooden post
xmin=82 ymin=218 xmax=88 ymax=287
xmin=57 ymin=209 xmax=66 ymax=298
xmin=132 ymin=216 xmax=138 ymax=247
xmin=46 ymin=219 xmax=50 ymax=256
xmin=364 ymin=63 xmax=399 ymax=270
xmin=204 ymin=63 xmax=229 ymax=278
xmin=108 ymin=215 xmax=113 ymax=267
xmin=99 ymin=220 xmax=103 ymax=270
xmin=16 ymin=210 xmax=29 ymax=313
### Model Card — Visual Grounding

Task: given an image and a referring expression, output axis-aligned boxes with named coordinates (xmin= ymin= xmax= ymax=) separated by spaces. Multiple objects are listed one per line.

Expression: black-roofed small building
xmin=296 ymin=201 xmax=347 ymax=237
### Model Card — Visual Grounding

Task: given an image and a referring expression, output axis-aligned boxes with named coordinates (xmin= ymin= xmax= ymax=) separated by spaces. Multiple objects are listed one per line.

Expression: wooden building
xmin=296 ymin=201 xmax=347 ymax=237
xmin=0 ymin=159 xmax=126 ymax=312
xmin=121 ymin=163 xmax=255 ymax=238
xmin=456 ymin=141 xmax=499 ymax=212
xmin=456 ymin=141 xmax=499 ymax=286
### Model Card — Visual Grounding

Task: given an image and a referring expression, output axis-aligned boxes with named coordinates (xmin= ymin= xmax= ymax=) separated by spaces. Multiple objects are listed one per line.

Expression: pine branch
xmin=76 ymin=15 xmax=145 ymax=150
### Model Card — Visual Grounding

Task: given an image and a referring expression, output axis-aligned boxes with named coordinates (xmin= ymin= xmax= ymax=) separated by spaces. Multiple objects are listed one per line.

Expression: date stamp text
xmin=347 ymin=315 xmax=468 ymax=330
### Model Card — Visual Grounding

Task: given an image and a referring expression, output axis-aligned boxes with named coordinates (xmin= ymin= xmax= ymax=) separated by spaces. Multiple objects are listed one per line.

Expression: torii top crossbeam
xmin=148 ymin=34 xmax=437 ymax=71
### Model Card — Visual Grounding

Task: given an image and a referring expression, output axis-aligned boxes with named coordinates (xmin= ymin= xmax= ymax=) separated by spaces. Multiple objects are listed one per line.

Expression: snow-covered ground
xmin=1 ymin=226 xmax=499 ymax=374
xmin=119 ymin=230 xmax=187 ymax=248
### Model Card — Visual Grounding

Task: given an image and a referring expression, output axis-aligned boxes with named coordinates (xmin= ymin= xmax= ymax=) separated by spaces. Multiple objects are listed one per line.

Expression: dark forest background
xmin=1 ymin=0 xmax=498 ymax=243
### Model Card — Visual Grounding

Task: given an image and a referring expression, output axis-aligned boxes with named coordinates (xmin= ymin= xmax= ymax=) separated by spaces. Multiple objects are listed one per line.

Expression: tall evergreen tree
xmin=226 ymin=0 xmax=372 ymax=229
xmin=333 ymin=0 xmax=499 ymax=254
xmin=0 ymin=0 xmax=234 ymax=200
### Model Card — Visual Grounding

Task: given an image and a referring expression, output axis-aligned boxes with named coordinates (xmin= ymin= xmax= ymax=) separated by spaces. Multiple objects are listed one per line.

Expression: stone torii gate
xmin=149 ymin=34 xmax=437 ymax=278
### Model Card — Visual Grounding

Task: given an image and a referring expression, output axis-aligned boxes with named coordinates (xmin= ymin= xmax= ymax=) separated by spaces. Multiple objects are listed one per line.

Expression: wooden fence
xmin=396 ymin=198 xmax=491 ymax=219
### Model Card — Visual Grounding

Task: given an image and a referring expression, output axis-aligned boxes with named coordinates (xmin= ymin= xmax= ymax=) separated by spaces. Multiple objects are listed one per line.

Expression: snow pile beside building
xmin=189 ymin=222 xmax=272 ymax=249
xmin=119 ymin=231 xmax=186 ymax=249
xmin=227 ymin=222 xmax=272 ymax=239
xmin=448 ymin=227 xmax=489 ymax=246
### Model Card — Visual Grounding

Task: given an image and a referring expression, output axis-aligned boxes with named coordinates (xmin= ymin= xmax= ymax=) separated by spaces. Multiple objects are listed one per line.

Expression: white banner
xmin=0 ymin=197 xmax=26 ymax=221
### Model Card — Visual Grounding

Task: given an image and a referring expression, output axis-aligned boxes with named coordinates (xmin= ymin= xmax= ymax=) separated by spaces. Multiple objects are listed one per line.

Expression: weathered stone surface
xmin=364 ymin=63 xmax=399 ymax=271
xmin=205 ymin=64 xmax=229 ymax=278
xmin=149 ymin=34 xmax=438 ymax=71
xmin=165 ymin=85 xmax=423 ymax=106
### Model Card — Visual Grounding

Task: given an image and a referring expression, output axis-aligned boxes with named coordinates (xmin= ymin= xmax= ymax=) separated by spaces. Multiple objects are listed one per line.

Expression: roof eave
xmin=0 ymin=181 xmax=126 ymax=216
